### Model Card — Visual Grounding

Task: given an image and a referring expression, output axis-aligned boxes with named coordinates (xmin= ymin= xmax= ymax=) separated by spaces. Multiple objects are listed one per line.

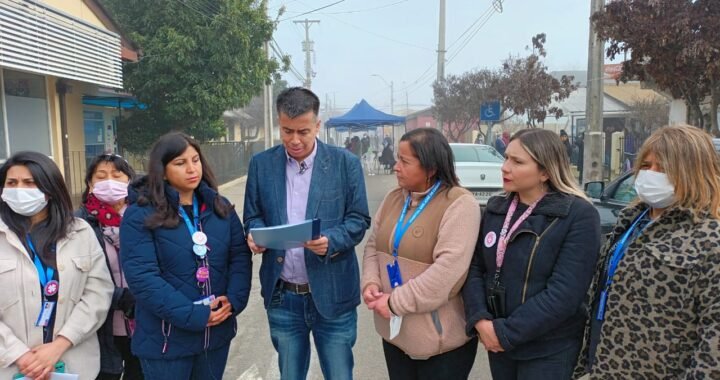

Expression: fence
xmin=69 ymin=141 xmax=266 ymax=204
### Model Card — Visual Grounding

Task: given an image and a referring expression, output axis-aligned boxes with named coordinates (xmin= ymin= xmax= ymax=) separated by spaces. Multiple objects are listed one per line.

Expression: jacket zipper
xmin=521 ymin=219 xmax=559 ymax=303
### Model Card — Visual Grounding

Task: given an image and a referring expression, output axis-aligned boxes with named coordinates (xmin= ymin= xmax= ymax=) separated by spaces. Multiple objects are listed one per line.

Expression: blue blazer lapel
xmin=306 ymin=141 xmax=332 ymax=219
xmin=273 ymin=147 xmax=288 ymax=225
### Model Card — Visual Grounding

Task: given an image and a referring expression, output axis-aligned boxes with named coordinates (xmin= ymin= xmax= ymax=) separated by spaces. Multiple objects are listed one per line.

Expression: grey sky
xmin=269 ymin=0 xmax=594 ymax=116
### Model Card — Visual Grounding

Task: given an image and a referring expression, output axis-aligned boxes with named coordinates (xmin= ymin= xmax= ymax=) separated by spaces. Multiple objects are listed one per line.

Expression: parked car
xmin=450 ymin=143 xmax=504 ymax=205
xmin=586 ymin=138 xmax=720 ymax=235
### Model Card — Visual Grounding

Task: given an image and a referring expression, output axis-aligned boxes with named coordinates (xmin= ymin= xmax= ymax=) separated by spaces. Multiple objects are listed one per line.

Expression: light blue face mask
xmin=634 ymin=170 xmax=675 ymax=208
xmin=1 ymin=188 xmax=48 ymax=216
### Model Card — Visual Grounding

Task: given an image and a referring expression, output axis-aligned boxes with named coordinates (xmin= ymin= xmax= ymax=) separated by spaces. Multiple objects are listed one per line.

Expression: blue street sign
xmin=480 ymin=101 xmax=501 ymax=122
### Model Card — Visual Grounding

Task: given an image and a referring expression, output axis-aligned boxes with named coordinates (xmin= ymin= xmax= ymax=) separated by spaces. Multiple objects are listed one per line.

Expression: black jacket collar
xmin=486 ymin=192 xmax=575 ymax=218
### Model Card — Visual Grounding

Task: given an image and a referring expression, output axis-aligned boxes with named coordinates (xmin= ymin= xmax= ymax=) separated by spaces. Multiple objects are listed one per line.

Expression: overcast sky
xmin=268 ymin=0 xmax=596 ymax=116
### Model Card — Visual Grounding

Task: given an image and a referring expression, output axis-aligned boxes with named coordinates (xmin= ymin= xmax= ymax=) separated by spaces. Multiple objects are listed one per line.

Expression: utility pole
xmin=294 ymin=19 xmax=320 ymax=89
xmin=583 ymin=0 xmax=605 ymax=184
xmin=436 ymin=0 xmax=446 ymax=130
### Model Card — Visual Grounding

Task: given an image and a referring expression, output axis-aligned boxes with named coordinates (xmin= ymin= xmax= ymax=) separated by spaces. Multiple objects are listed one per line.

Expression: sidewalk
xmin=219 ymin=175 xmax=247 ymax=214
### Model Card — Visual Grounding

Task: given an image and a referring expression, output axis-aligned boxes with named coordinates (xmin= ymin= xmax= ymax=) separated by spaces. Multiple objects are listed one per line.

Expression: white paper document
xmin=250 ymin=219 xmax=321 ymax=250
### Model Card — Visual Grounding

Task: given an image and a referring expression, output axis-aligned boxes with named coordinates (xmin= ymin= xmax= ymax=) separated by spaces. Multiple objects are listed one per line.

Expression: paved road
xmin=220 ymin=173 xmax=491 ymax=380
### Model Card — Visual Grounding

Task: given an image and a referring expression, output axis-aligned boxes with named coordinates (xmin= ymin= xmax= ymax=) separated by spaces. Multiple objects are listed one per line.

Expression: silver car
xmin=450 ymin=143 xmax=504 ymax=205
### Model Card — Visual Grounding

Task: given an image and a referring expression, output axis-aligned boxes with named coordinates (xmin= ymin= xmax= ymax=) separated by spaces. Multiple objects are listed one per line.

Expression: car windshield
xmin=452 ymin=145 xmax=504 ymax=163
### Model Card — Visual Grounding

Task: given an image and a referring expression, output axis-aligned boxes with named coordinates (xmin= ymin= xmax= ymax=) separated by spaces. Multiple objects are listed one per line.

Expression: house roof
xmin=553 ymin=87 xmax=629 ymax=116
xmin=83 ymin=0 xmax=139 ymax=61
xmin=603 ymin=82 xmax=669 ymax=107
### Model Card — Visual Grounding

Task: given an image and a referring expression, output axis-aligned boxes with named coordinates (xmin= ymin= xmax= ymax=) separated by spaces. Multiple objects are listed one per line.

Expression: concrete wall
xmin=41 ymin=0 xmax=106 ymax=29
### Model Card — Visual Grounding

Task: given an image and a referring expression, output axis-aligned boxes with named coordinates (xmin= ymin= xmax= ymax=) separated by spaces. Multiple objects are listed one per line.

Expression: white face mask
xmin=634 ymin=170 xmax=675 ymax=208
xmin=92 ymin=179 xmax=129 ymax=205
xmin=1 ymin=188 xmax=48 ymax=216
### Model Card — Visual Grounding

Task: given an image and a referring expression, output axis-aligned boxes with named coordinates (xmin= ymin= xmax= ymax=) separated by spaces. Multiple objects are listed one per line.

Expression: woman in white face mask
xmin=0 ymin=151 xmax=114 ymax=380
xmin=578 ymin=125 xmax=720 ymax=379
xmin=75 ymin=153 xmax=143 ymax=380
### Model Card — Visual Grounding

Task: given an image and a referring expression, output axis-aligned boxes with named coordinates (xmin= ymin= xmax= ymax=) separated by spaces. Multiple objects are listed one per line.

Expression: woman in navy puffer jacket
xmin=120 ymin=132 xmax=252 ymax=379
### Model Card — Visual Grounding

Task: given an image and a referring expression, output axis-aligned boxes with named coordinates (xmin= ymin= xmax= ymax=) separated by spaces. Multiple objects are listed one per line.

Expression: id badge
xmin=386 ymin=260 xmax=403 ymax=289
xmin=389 ymin=315 xmax=403 ymax=340
xmin=36 ymin=301 xmax=56 ymax=327
xmin=193 ymin=294 xmax=216 ymax=306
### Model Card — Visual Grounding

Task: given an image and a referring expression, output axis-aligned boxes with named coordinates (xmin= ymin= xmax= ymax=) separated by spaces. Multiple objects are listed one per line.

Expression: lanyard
xmin=392 ymin=181 xmax=442 ymax=258
xmin=596 ymin=208 xmax=650 ymax=320
xmin=27 ymin=236 xmax=54 ymax=289
xmin=178 ymin=195 xmax=200 ymax=235
xmin=495 ymin=194 xmax=545 ymax=270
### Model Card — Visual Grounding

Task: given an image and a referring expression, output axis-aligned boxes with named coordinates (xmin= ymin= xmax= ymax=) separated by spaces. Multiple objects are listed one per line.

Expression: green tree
xmin=103 ymin=0 xmax=281 ymax=153
xmin=593 ymin=0 xmax=720 ymax=132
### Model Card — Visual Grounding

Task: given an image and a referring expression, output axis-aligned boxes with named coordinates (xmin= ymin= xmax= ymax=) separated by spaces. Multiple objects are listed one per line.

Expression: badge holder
xmin=487 ymin=271 xmax=507 ymax=318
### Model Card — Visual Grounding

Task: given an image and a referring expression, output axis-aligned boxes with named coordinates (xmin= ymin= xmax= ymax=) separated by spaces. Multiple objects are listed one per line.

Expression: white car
xmin=450 ymin=143 xmax=504 ymax=205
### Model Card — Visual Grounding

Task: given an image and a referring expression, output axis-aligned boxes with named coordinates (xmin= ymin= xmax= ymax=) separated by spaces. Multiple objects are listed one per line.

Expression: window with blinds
xmin=0 ymin=0 xmax=122 ymax=89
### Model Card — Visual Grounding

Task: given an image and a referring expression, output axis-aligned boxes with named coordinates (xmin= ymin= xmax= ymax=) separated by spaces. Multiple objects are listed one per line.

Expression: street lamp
xmin=371 ymin=74 xmax=394 ymax=114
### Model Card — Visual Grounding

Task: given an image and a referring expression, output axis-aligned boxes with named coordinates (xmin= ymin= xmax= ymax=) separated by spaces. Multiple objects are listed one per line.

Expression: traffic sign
xmin=480 ymin=101 xmax=501 ymax=122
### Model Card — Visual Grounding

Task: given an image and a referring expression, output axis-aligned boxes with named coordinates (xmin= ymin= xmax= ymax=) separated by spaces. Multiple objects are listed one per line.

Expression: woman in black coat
xmin=463 ymin=129 xmax=600 ymax=380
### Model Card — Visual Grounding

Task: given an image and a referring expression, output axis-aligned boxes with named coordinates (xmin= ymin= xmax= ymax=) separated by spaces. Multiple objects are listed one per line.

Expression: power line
xmin=270 ymin=39 xmax=306 ymax=82
xmin=446 ymin=10 xmax=496 ymax=65
xmin=446 ymin=5 xmax=494 ymax=50
xmin=278 ymin=0 xmax=346 ymax=22
xmin=328 ymin=16 xmax=434 ymax=51
xmin=171 ymin=0 xmax=213 ymax=19
xmin=283 ymin=0 xmax=409 ymax=15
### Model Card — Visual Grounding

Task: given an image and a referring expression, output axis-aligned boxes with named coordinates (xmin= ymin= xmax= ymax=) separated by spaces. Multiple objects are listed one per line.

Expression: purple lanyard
xmin=495 ymin=194 xmax=545 ymax=270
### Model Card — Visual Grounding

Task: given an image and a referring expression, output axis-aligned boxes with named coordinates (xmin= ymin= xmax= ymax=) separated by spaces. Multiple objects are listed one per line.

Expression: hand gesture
xmin=247 ymin=233 xmax=266 ymax=254
xmin=475 ymin=319 xmax=504 ymax=353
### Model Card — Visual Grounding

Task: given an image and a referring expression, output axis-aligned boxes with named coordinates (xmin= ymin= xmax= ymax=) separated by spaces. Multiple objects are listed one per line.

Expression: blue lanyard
xmin=392 ymin=181 xmax=442 ymax=258
xmin=178 ymin=195 xmax=200 ymax=235
xmin=26 ymin=236 xmax=54 ymax=288
xmin=596 ymin=208 xmax=650 ymax=320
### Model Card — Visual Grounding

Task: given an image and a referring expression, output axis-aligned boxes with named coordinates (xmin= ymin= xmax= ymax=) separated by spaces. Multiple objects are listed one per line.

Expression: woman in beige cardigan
xmin=362 ymin=128 xmax=481 ymax=379
xmin=0 ymin=151 xmax=113 ymax=380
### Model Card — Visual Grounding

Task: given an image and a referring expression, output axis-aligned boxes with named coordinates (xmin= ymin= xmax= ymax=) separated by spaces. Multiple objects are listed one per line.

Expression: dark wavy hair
xmin=139 ymin=132 xmax=231 ymax=229
xmin=400 ymin=128 xmax=460 ymax=188
xmin=0 ymin=151 xmax=75 ymax=264
xmin=81 ymin=153 xmax=136 ymax=203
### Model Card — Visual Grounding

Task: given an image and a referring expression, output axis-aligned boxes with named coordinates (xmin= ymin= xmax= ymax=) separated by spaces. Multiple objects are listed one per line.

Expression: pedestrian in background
xmin=75 ymin=153 xmax=143 ymax=380
xmin=121 ymin=132 xmax=252 ymax=379
xmin=0 ymin=151 xmax=113 ymax=380
xmin=579 ymin=125 xmax=720 ymax=379
xmin=494 ymin=133 xmax=507 ymax=156
xmin=463 ymin=128 xmax=600 ymax=380
xmin=244 ymin=87 xmax=370 ymax=380
xmin=560 ymin=130 xmax=572 ymax=161
xmin=362 ymin=128 xmax=481 ymax=379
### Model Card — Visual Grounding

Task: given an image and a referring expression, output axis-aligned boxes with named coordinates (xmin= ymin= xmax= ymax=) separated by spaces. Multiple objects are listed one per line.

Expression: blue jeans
xmin=488 ymin=340 xmax=581 ymax=380
xmin=267 ymin=287 xmax=357 ymax=380
xmin=139 ymin=344 xmax=229 ymax=380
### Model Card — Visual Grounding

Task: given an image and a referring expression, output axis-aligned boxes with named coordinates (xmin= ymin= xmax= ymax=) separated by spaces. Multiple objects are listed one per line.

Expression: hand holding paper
xmin=250 ymin=219 xmax=321 ymax=250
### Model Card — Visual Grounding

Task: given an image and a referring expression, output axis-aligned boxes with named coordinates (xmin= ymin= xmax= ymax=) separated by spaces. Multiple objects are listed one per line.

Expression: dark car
xmin=587 ymin=138 xmax=720 ymax=235
xmin=585 ymin=171 xmax=636 ymax=235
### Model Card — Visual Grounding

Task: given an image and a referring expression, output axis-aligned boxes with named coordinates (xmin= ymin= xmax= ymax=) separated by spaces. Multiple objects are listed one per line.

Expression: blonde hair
xmin=510 ymin=128 xmax=588 ymax=200
xmin=634 ymin=124 xmax=720 ymax=219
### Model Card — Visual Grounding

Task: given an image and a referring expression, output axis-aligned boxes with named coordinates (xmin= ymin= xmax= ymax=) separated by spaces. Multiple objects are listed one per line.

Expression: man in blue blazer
xmin=243 ymin=87 xmax=370 ymax=380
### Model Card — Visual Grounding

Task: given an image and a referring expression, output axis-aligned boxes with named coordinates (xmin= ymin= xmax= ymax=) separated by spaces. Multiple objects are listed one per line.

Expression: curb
xmin=219 ymin=175 xmax=247 ymax=191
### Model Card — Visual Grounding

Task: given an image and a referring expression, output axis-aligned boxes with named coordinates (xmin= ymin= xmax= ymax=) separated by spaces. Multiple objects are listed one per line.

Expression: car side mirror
xmin=584 ymin=181 xmax=604 ymax=199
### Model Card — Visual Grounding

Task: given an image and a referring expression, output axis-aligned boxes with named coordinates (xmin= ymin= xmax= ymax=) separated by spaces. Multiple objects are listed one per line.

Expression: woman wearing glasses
xmin=76 ymin=153 xmax=143 ymax=380
xmin=0 ymin=151 xmax=113 ymax=380
xmin=120 ymin=132 xmax=252 ymax=379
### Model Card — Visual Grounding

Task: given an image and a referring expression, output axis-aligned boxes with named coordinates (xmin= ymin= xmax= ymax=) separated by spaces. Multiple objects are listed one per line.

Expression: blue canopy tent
xmin=325 ymin=99 xmax=405 ymax=131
